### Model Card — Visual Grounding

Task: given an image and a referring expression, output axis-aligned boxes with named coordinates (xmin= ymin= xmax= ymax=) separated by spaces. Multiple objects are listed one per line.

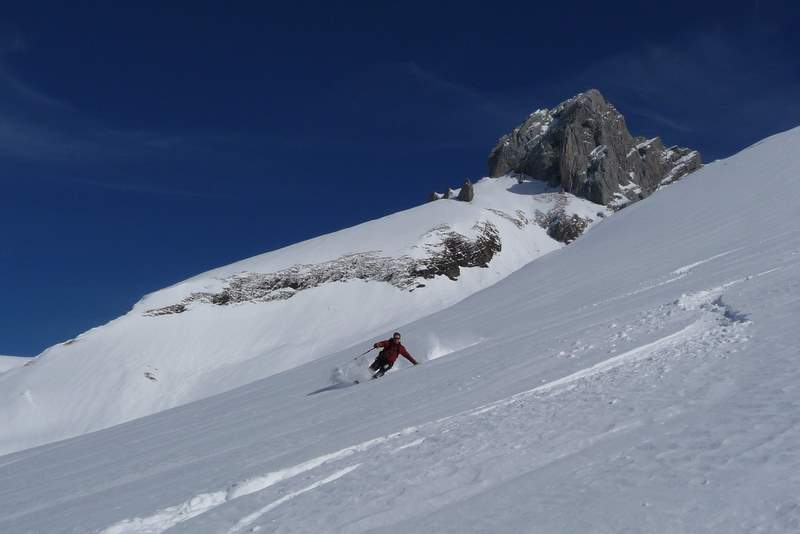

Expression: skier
xmin=369 ymin=332 xmax=418 ymax=378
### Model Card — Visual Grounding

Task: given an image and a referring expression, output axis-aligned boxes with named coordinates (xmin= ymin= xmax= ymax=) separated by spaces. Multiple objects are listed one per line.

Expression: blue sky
xmin=1 ymin=1 xmax=798 ymax=356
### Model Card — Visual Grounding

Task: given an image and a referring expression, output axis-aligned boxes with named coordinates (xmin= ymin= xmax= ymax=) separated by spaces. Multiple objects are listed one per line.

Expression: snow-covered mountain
xmin=1 ymin=123 xmax=799 ymax=533
xmin=0 ymin=176 xmax=607 ymax=455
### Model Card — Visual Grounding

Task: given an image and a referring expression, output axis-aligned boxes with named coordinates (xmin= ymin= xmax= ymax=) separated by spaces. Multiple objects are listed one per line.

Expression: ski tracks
xmin=98 ymin=429 xmax=421 ymax=534
xmin=99 ymin=279 xmax=755 ymax=534
xmin=580 ymin=247 xmax=752 ymax=312
xmin=224 ymin=464 xmax=362 ymax=534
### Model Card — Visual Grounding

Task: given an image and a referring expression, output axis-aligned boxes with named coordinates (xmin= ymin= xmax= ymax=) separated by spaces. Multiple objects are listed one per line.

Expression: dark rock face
xmin=411 ymin=221 xmax=500 ymax=280
xmin=146 ymin=303 xmax=187 ymax=316
xmin=144 ymin=222 xmax=502 ymax=316
xmin=429 ymin=180 xmax=475 ymax=203
xmin=456 ymin=179 xmax=474 ymax=202
xmin=488 ymin=89 xmax=701 ymax=208
xmin=533 ymin=194 xmax=593 ymax=243
xmin=545 ymin=213 xmax=591 ymax=243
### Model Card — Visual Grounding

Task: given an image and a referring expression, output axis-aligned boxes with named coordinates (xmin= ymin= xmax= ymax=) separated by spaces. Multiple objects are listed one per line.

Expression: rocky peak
xmin=488 ymin=89 xmax=701 ymax=208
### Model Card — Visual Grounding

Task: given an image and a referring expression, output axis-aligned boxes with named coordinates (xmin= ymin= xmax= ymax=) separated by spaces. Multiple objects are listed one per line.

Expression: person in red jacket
xmin=370 ymin=332 xmax=418 ymax=378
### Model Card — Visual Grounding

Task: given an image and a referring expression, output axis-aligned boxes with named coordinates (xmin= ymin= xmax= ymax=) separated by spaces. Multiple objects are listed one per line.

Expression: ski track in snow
xmin=583 ymin=247 xmax=776 ymax=313
xmin=98 ymin=430 xmax=419 ymax=534
xmin=99 ymin=278 xmax=754 ymax=534
xmin=224 ymin=464 xmax=362 ymax=534
xmin=671 ymin=248 xmax=742 ymax=275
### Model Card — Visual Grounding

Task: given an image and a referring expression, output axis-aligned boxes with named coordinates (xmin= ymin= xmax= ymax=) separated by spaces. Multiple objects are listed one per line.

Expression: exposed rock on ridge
xmin=456 ymin=180 xmax=474 ymax=202
xmin=145 ymin=221 xmax=501 ymax=316
xmin=528 ymin=194 xmax=592 ymax=243
xmin=488 ymin=89 xmax=701 ymax=208
xmin=429 ymin=179 xmax=474 ymax=203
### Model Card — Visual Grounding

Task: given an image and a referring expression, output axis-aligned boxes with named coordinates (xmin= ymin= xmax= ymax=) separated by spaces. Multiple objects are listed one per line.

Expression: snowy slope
xmin=1 ymin=127 xmax=799 ymax=533
xmin=0 ymin=355 xmax=31 ymax=374
xmin=0 ymin=176 xmax=606 ymax=455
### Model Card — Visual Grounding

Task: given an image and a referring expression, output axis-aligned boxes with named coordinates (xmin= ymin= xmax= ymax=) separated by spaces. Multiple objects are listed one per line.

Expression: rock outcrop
xmin=456 ymin=180 xmax=474 ymax=202
xmin=144 ymin=222 xmax=502 ymax=316
xmin=429 ymin=180 xmax=475 ymax=203
xmin=531 ymin=194 xmax=593 ymax=244
xmin=545 ymin=212 xmax=591 ymax=243
xmin=488 ymin=89 xmax=701 ymax=208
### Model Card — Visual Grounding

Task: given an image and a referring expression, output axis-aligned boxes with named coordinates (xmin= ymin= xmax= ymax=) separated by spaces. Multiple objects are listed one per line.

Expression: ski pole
xmin=352 ymin=346 xmax=377 ymax=361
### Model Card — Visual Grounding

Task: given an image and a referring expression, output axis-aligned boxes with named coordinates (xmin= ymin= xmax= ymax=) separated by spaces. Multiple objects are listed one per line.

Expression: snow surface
xmin=0 ymin=176 xmax=607 ymax=455
xmin=0 ymin=355 xmax=31 ymax=374
xmin=1 ymin=126 xmax=799 ymax=533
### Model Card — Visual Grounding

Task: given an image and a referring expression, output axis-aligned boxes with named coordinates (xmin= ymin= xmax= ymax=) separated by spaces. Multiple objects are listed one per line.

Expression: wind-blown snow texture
xmin=0 ymin=177 xmax=605 ymax=455
xmin=2 ymin=126 xmax=800 ymax=533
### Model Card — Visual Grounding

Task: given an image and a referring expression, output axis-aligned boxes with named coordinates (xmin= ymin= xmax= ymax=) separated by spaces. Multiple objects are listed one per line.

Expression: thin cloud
xmin=0 ymin=29 xmax=73 ymax=111
xmin=0 ymin=66 xmax=74 ymax=111
xmin=0 ymin=119 xmax=88 ymax=160
xmin=0 ymin=30 xmax=227 ymax=167
xmin=488 ymin=25 xmax=800 ymax=158
xmin=301 ymin=60 xmax=520 ymax=153
xmin=402 ymin=61 xmax=516 ymax=124
xmin=0 ymin=26 xmax=26 ymax=54
xmin=618 ymin=103 xmax=695 ymax=133
xmin=74 ymin=178 xmax=229 ymax=199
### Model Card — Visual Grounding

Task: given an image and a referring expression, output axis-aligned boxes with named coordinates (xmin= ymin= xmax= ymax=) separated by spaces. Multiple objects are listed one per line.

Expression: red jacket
xmin=374 ymin=340 xmax=418 ymax=365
